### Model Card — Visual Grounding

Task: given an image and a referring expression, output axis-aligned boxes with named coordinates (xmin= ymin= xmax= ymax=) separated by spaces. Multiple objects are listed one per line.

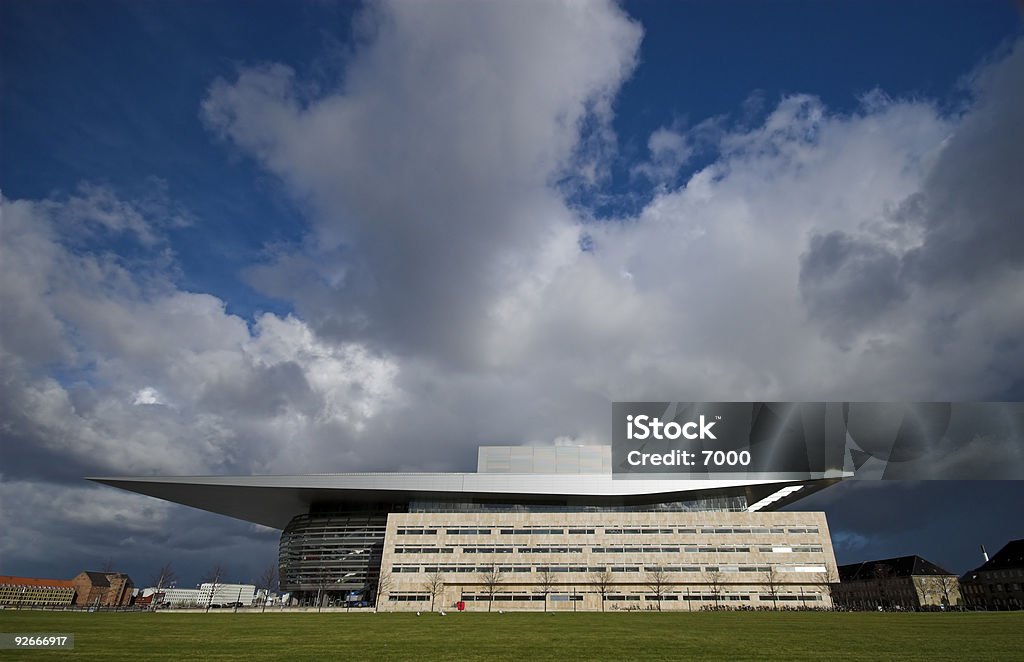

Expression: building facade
xmin=832 ymin=556 xmax=961 ymax=610
xmin=0 ymin=576 xmax=76 ymax=608
xmin=961 ymin=539 xmax=1024 ymax=610
xmin=380 ymin=511 xmax=835 ymax=611
xmin=94 ymin=445 xmax=846 ymax=610
xmin=70 ymin=571 xmax=134 ymax=607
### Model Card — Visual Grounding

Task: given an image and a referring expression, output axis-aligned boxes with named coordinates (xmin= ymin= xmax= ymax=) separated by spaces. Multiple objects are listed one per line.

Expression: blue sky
xmin=4 ymin=1 xmax=1019 ymax=318
xmin=1 ymin=1 xmax=1023 ymax=586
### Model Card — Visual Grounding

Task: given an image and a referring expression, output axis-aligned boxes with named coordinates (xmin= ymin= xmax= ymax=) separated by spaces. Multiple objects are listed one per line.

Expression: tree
xmin=763 ymin=566 xmax=781 ymax=610
xmin=481 ymin=566 xmax=503 ymax=613
xmin=929 ymin=575 xmax=961 ymax=610
xmin=149 ymin=562 xmax=176 ymax=608
xmin=645 ymin=569 xmax=669 ymax=611
xmin=203 ymin=563 xmax=228 ymax=613
xmin=536 ymin=569 xmax=556 ymax=612
xmin=374 ymin=572 xmax=394 ymax=613
xmin=257 ymin=563 xmax=279 ymax=613
xmin=703 ymin=569 xmax=724 ymax=609
xmin=813 ymin=567 xmax=839 ymax=609
xmin=872 ymin=565 xmax=895 ymax=610
xmin=589 ymin=570 xmax=613 ymax=612
xmin=424 ymin=571 xmax=445 ymax=613
xmin=150 ymin=562 xmax=176 ymax=590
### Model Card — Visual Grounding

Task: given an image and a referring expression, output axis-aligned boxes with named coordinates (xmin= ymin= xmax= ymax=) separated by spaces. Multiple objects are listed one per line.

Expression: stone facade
xmin=832 ymin=556 xmax=961 ymax=610
xmin=378 ymin=511 xmax=837 ymax=611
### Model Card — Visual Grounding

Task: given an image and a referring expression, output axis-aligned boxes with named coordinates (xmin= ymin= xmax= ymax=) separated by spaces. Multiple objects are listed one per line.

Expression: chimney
xmin=980 ymin=544 xmax=989 ymax=563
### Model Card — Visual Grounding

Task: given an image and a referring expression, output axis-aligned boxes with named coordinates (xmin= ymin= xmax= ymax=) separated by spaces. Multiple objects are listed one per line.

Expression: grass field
xmin=1 ymin=611 xmax=1022 ymax=661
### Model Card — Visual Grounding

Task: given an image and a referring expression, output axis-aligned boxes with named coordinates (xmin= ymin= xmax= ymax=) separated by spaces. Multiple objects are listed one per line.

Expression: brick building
xmin=71 ymin=571 xmax=134 ymax=607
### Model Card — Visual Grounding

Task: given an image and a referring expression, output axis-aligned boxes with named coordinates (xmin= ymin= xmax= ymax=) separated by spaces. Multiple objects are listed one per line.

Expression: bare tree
xmin=589 ymin=570 xmax=613 ymax=612
xmin=150 ymin=562 xmax=176 ymax=591
xmin=257 ymin=563 xmax=279 ymax=613
xmin=929 ymin=575 xmax=960 ymax=610
xmin=813 ymin=567 xmax=839 ymax=609
xmin=374 ymin=572 xmax=393 ymax=613
xmin=703 ymin=569 xmax=724 ymax=609
xmin=763 ymin=566 xmax=781 ymax=610
xmin=203 ymin=563 xmax=228 ymax=613
xmin=872 ymin=565 xmax=895 ymax=610
xmin=645 ymin=569 xmax=669 ymax=611
xmin=481 ymin=566 xmax=504 ymax=612
xmin=536 ymin=569 xmax=556 ymax=612
xmin=424 ymin=571 xmax=445 ymax=613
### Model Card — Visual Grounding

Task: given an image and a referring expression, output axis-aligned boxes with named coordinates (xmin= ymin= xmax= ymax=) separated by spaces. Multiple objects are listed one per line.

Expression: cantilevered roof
xmin=88 ymin=473 xmax=842 ymax=529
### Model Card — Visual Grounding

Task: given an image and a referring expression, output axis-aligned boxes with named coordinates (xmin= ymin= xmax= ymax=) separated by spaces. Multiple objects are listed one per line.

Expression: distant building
xmin=140 ymin=583 xmax=260 ymax=607
xmin=153 ymin=587 xmax=204 ymax=606
xmin=198 ymin=583 xmax=257 ymax=606
xmin=833 ymin=556 xmax=961 ymax=610
xmin=0 ymin=576 xmax=75 ymax=608
xmin=134 ymin=592 xmax=162 ymax=608
xmin=961 ymin=539 xmax=1024 ymax=610
xmin=70 ymin=571 xmax=134 ymax=607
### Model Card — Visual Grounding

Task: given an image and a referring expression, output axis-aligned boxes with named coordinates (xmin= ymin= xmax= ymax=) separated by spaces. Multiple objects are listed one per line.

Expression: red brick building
xmin=71 ymin=571 xmax=134 ymax=607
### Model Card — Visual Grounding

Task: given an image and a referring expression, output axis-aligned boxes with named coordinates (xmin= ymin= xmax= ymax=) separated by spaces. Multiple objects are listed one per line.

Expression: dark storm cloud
xmin=799 ymin=41 xmax=1024 ymax=349
xmin=903 ymin=42 xmax=1024 ymax=283
xmin=791 ymin=481 xmax=1024 ymax=573
xmin=799 ymin=231 xmax=906 ymax=344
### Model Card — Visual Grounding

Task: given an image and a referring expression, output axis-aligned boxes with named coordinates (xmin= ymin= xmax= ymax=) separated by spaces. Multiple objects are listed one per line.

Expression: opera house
xmin=93 ymin=446 xmax=841 ymax=610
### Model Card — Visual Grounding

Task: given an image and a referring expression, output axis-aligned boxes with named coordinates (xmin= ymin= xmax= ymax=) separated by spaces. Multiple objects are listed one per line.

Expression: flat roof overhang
xmin=87 ymin=473 xmax=845 ymax=529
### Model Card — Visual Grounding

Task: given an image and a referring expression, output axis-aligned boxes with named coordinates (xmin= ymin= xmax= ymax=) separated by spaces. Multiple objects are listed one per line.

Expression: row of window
xmin=389 ymin=564 xmax=826 ymax=574
xmin=395 ymin=526 xmax=819 ymax=536
xmin=393 ymin=545 xmax=823 ymax=554
xmin=388 ymin=592 xmax=822 ymax=602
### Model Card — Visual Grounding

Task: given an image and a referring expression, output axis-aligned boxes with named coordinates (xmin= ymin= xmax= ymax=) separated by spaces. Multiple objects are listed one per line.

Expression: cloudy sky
xmin=2 ymin=0 xmax=1022 ymax=587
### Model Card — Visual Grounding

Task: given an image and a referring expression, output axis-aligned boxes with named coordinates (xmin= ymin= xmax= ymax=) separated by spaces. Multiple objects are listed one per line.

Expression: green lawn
xmin=1 ymin=611 xmax=1021 ymax=661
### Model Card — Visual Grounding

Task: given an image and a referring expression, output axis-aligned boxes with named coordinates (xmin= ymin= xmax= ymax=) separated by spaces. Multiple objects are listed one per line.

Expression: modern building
xmin=150 ymin=587 xmax=204 ymax=607
xmin=71 ymin=571 xmax=135 ymax=607
xmin=961 ymin=539 xmax=1024 ymax=610
xmin=139 ymin=584 xmax=260 ymax=607
xmin=92 ymin=445 xmax=844 ymax=611
xmin=0 ymin=576 xmax=76 ymax=608
xmin=198 ymin=583 xmax=258 ymax=606
xmin=832 ymin=556 xmax=961 ymax=610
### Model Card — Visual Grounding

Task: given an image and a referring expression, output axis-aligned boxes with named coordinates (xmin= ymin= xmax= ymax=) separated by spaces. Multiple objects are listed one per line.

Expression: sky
xmin=1 ymin=0 xmax=1023 ymax=588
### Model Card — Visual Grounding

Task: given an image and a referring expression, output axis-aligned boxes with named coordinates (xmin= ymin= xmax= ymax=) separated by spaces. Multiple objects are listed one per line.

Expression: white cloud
xmin=202 ymin=0 xmax=643 ymax=363
xmin=0 ymin=189 xmax=401 ymax=478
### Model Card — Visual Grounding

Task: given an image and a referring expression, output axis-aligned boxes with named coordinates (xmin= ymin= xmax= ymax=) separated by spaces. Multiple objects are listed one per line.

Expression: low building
xmin=71 ymin=571 xmax=134 ymax=607
xmin=0 ymin=576 xmax=76 ymax=608
xmin=198 ymin=583 xmax=258 ymax=606
xmin=961 ymin=539 xmax=1024 ymax=610
xmin=154 ymin=587 xmax=204 ymax=606
xmin=833 ymin=556 xmax=961 ymax=610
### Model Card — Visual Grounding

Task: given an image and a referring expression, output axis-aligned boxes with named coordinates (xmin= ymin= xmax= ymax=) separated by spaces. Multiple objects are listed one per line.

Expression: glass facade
xmin=279 ymin=510 xmax=391 ymax=605
xmin=407 ymin=495 xmax=747 ymax=513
